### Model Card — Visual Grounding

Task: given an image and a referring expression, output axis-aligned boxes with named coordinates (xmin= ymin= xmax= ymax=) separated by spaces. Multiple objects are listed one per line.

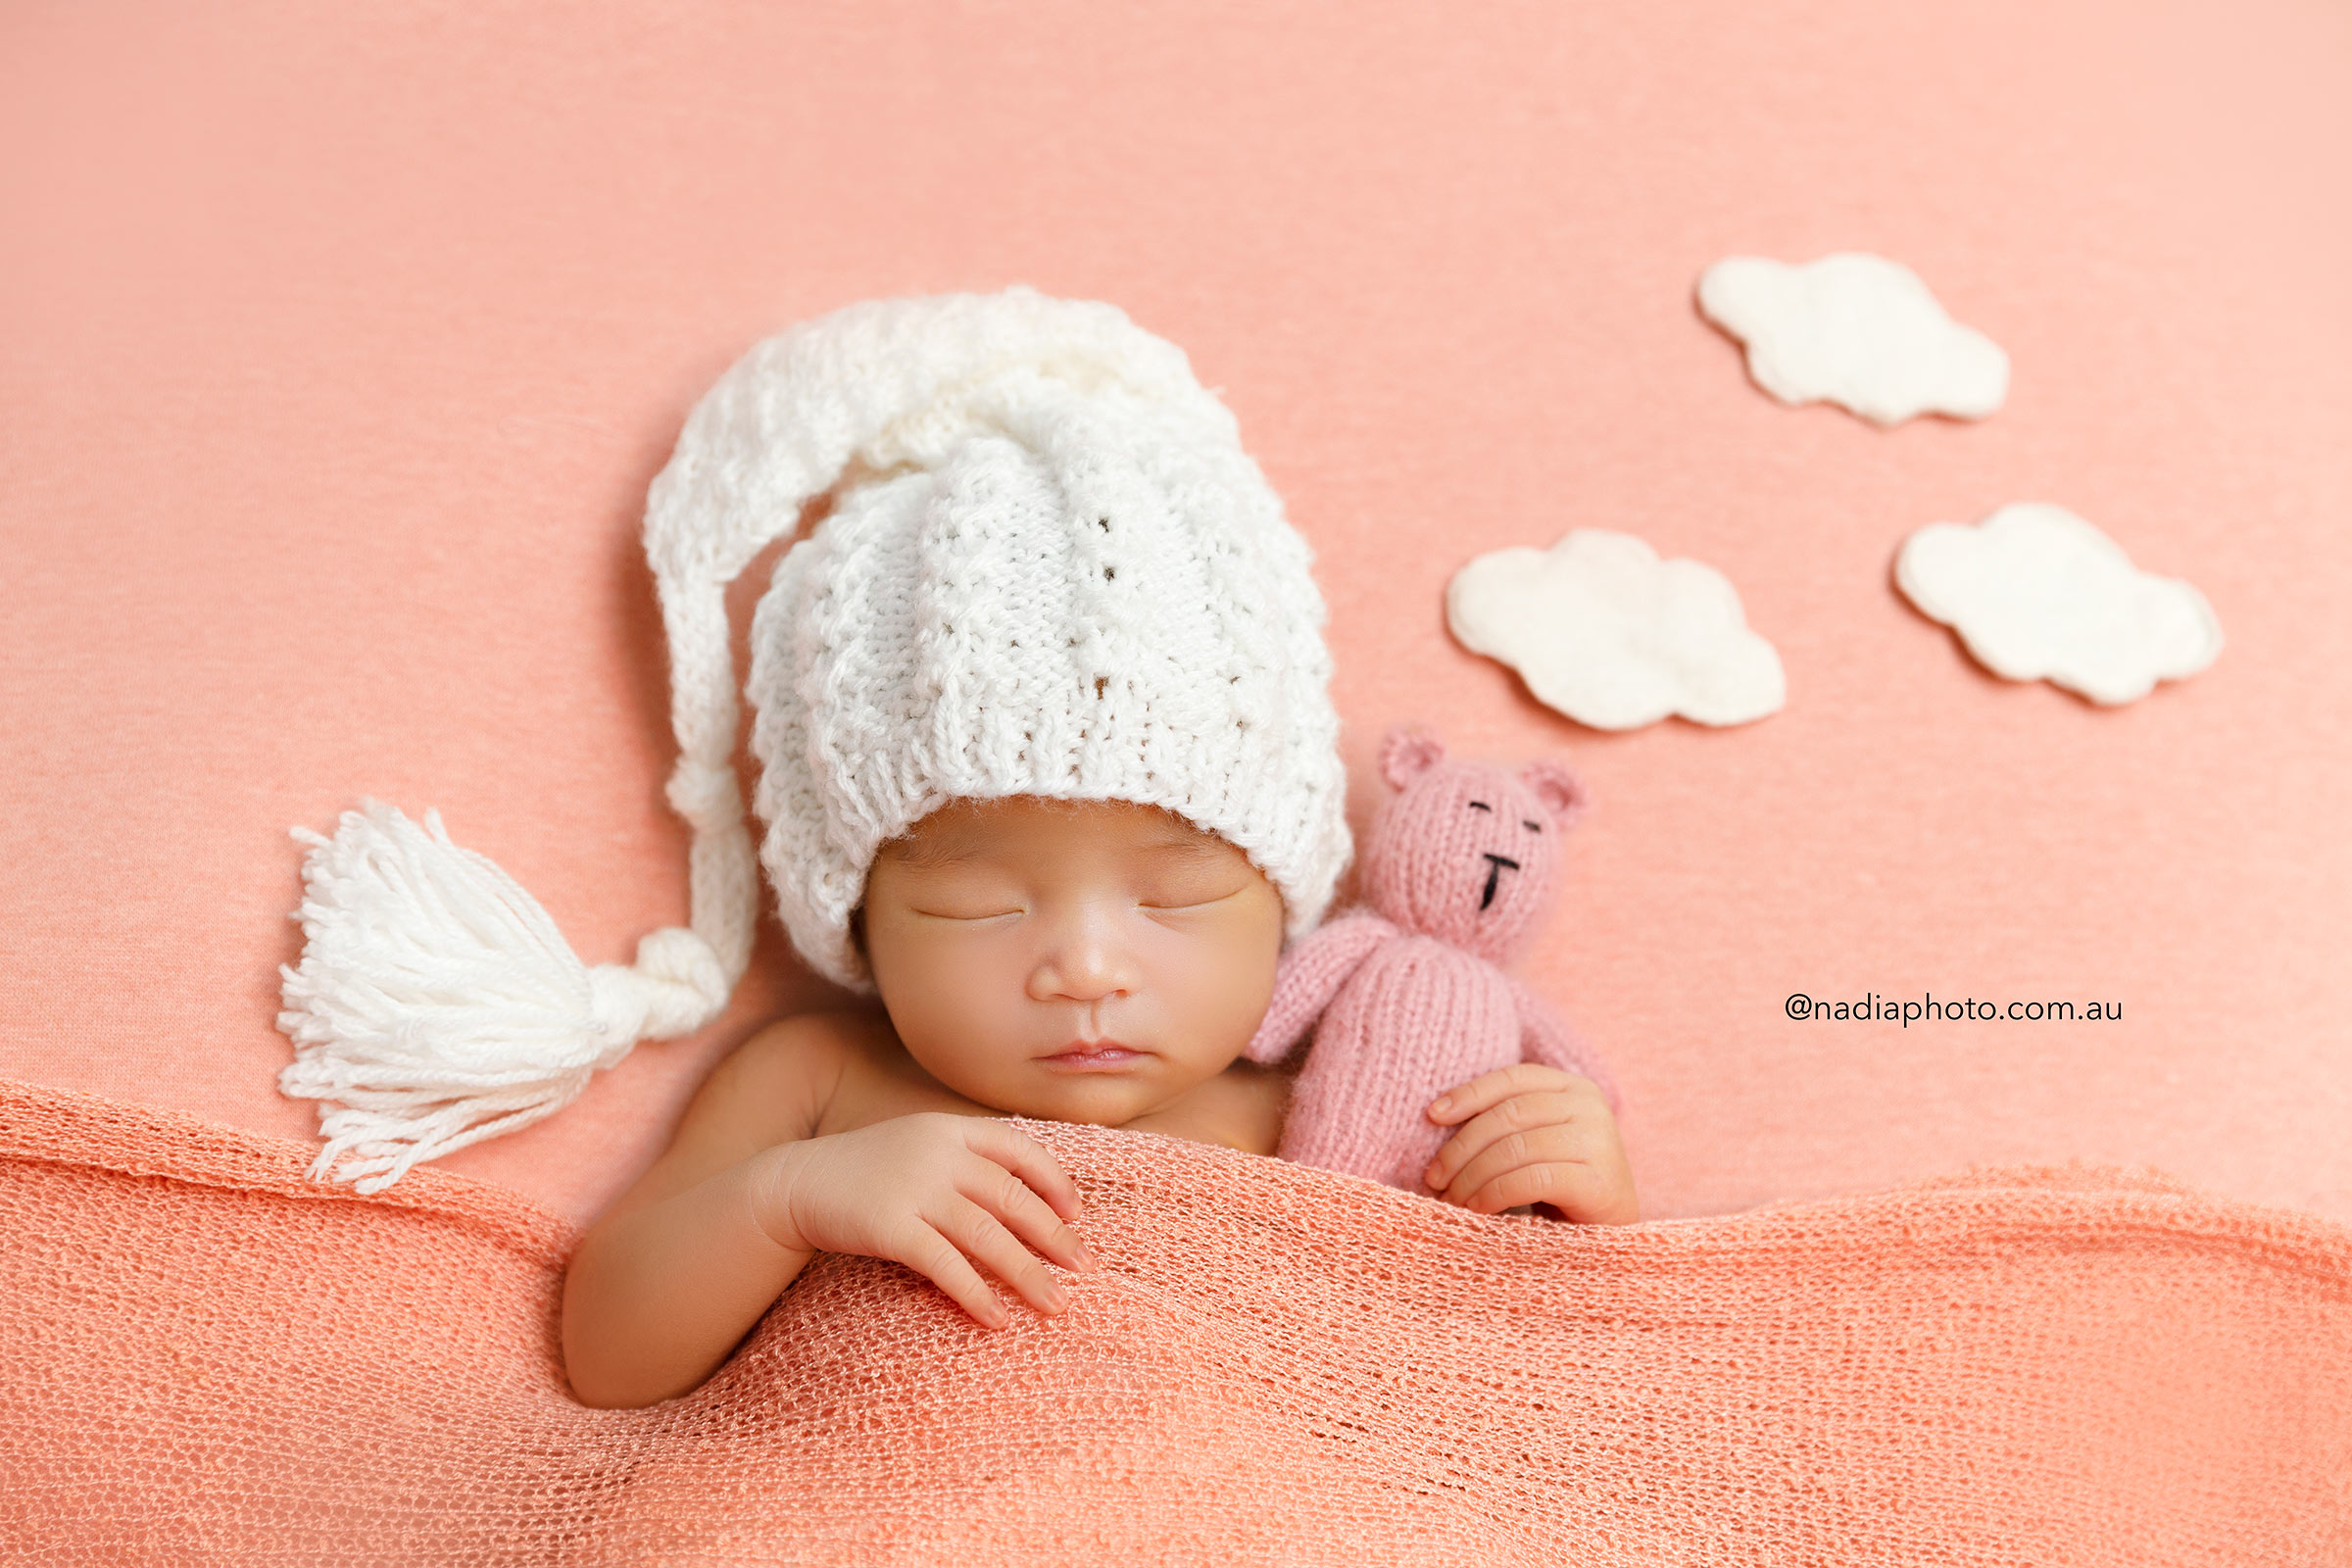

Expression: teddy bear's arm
xmin=1242 ymin=911 xmax=1397 ymax=1067
xmin=1506 ymin=973 xmax=1626 ymax=1117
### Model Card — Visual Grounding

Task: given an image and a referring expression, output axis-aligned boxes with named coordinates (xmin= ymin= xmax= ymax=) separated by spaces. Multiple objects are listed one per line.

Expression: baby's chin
xmin=944 ymin=1052 xmax=1218 ymax=1127
xmin=998 ymin=1073 xmax=1171 ymax=1128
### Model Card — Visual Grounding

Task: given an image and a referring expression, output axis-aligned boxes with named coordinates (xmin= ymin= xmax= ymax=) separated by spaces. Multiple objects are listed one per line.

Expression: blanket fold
xmin=2 ymin=1076 xmax=2346 ymax=1566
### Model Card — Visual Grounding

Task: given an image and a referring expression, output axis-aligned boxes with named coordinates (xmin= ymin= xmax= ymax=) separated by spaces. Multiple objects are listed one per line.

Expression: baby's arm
xmin=560 ymin=1018 xmax=838 ymax=1409
xmin=1242 ymin=911 xmax=1396 ymax=1066
xmin=561 ymin=1015 xmax=1094 ymax=1409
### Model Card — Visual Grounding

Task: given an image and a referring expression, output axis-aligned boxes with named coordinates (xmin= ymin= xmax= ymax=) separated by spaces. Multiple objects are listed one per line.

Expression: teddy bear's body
xmin=1246 ymin=726 xmax=1623 ymax=1191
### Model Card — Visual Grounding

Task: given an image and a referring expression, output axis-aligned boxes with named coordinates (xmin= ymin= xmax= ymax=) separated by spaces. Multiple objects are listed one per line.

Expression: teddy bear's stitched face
xmin=1361 ymin=727 xmax=1586 ymax=964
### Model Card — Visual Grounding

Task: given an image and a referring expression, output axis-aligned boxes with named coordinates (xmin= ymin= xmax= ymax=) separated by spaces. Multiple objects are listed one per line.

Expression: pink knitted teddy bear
xmin=1244 ymin=723 xmax=1624 ymax=1192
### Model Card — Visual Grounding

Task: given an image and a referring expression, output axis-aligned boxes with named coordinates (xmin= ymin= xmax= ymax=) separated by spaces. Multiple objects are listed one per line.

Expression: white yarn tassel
xmin=276 ymin=800 xmax=730 ymax=1196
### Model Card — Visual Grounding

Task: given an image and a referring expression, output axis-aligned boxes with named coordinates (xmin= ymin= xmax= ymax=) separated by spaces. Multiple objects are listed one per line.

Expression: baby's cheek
xmin=874 ymin=925 xmax=1023 ymax=1055
xmin=1149 ymin=912 xmax=1282 ymax=1052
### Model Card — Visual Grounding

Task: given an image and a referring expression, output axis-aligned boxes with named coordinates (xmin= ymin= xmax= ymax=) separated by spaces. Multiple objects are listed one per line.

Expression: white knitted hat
xmin=275 ymin=285 xmax=1351 ymax=1193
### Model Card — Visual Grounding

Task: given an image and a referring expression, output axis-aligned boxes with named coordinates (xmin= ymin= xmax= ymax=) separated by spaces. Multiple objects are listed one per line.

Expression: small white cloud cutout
xmin=1895 ymin=503 xmax=2223 ymax=705
xmin=1697 ymin=252 xmax=2009 ymax=426
xmin=1447 ymin=529 xmax=1785 ymax=730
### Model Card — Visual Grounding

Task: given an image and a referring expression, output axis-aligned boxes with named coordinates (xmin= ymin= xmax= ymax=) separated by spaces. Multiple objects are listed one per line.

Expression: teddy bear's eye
xmin=1522 ymin=818 xmax=1544 ymax=833
xmin=1466 ymin=800 xmax=1492 ymax=812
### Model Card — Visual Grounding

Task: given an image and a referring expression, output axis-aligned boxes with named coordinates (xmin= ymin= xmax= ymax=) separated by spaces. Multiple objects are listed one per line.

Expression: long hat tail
xmin=276 ymin=285 xmax=1219 ymax=1194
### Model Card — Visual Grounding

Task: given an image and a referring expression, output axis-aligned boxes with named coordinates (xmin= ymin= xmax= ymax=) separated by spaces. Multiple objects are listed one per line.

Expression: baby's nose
xmin=1025 ymin=911 xmax=1141 ymax=1002
xmin=1035 ymin=959 xmax=1130 ymax=1003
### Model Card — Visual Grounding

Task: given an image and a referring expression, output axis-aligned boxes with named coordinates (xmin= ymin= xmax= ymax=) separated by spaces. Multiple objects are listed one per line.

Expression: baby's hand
xmin=1422 ymin=1063 xmax=1639 ymax=1224
xmin=762 ymin=1113 xmax=1099 ymax=1329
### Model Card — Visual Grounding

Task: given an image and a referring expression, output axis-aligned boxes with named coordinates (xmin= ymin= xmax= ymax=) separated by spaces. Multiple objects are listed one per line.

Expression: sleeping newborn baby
xmin=564 ymin=788 xmax=1637 ymax=1409
xmin=270 ymin=288 xmax=1634 ymax=1408
xmin=564 ymin=797 xmax=1281 ymax=1407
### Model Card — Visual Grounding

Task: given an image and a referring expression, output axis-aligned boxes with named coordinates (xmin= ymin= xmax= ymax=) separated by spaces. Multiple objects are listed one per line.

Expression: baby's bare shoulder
xmin=596 ymin=1010 xmax=871 ymax=1228
xmin=722 ymin=1009 xmax=880 ymax=1130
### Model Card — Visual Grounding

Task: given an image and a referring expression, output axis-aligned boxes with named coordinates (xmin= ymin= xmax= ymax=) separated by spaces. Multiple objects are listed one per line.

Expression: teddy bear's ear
xmin=1521 ymin=759 xmax=1589 ymax=827
xmin=1379 ymin=724 xmax=1446 ymax=791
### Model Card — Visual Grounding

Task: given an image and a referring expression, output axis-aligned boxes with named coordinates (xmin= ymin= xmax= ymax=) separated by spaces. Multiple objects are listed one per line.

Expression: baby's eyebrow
xmin=880 ymin=836 xmax=988 ymax=872
xmin=1133 ymin=835 xmax=1230 ymax=863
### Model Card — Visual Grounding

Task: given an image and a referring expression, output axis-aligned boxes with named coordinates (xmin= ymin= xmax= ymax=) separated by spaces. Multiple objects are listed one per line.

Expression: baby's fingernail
xmin=1424 ymin=1163 xmax=1443 ymax=1187
xmin=1073 ymin=1244 xmax=1099 ymax=1271
xmin=1431 ymin=1096 xmax=1452 ymax=1114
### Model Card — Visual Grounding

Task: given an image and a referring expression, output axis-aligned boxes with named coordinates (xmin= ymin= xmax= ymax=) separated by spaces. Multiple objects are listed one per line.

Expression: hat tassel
xmin=275 ymin=800 xmax=729 ymax=1196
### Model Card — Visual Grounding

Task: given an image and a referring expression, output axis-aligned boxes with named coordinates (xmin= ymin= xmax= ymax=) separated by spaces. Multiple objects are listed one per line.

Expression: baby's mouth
xmin=1040 ymin=1040 xmax=1148 ymax=1070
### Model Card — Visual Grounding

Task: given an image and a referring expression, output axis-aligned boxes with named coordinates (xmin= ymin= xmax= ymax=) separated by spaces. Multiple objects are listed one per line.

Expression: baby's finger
xmin=967 ymin=1119 xmax=1087 ymax=1226
xmin=1426 ymin=1062 xmax=1585 ymax=1125
xmin=929 ymin=1194 xmax=1070 ymax=1322
xmin=892 ymin=1218 xmax=1013 ymax=1330
xmin=958 ymin=1150 xmax=1097 ymax=1275
xmin=1423 ymin=1091 xmax=1582 ymax=1193
xmin=1440 ymin=1122 xmax=1589 ymax=1207
xmin=1465 ymin=1160 xmax=1610 ymax=1220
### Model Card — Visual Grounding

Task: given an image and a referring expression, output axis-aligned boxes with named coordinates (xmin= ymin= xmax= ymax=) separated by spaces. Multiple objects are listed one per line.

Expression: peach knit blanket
xmin=3 ymin=1077 xmax=2347 ymax=1565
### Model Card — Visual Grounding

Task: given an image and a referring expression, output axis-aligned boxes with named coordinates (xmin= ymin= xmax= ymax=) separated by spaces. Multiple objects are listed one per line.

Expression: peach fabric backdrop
xmin=4 ymin=1 xmax=2346 ymax=1231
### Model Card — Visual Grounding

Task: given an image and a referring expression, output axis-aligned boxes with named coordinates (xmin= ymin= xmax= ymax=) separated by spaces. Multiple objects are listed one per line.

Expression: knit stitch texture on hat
xmin=271 ymin=285 xmax=1350 ymax=1195
xmin=697 ymin=289 xmax=1351 ymax=990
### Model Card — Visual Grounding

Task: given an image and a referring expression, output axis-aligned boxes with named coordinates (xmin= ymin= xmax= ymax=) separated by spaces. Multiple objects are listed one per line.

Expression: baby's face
xmin=860 ymin=796 xmax=1286 ymax=1125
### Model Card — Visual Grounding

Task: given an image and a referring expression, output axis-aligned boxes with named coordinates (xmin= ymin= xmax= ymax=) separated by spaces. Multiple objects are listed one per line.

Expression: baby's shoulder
xmin=591 ymin=1009 xmax=875 ymax=1229
xmin=727 ymin=1007 xmax=1002 ymax=1143
xmin=720 ymin=1009 xmax=879 ymax=1134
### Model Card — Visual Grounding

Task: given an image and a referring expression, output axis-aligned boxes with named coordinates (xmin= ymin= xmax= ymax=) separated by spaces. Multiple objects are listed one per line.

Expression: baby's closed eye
xmin=1135 ymin=869 xmax=1251 ymax=910
xmin=905 ymin=871 xmax=1028 ymax=921
xmin=914 ymin=904 xmax=1023 ymax=921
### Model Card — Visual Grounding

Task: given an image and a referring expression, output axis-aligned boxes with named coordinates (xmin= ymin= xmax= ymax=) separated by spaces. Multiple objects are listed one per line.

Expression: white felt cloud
xmin=1697 ymin=252 xmax=2009 ymax=426
xmin=1895 ymin=503 xmax=2223 ymax=705
xmin=1446 ymin=529 xmax=1785 ymax=730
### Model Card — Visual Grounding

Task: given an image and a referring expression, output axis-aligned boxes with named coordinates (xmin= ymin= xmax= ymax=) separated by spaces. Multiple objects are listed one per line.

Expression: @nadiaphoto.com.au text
xmin=1785 ymin=992 xmax=2122 ymax=1026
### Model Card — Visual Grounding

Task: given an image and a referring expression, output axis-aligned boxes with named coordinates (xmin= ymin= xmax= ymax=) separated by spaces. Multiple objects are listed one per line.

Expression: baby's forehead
xmin=879 ymin=794 xmax=1235 ymax=869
